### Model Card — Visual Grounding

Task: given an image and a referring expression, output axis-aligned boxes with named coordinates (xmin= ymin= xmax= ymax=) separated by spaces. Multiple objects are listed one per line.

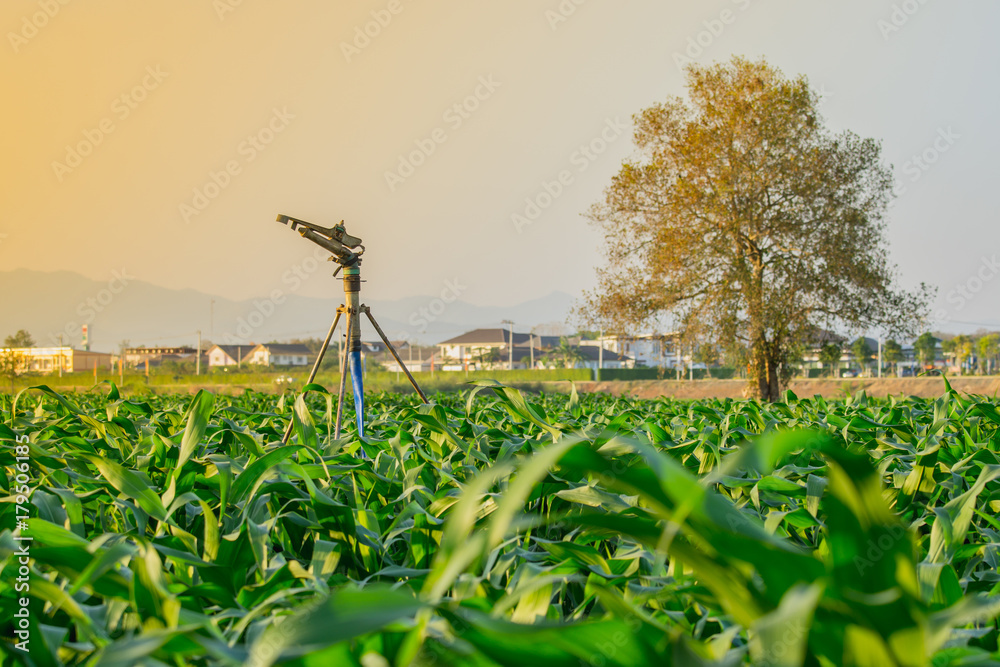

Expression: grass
xmin=2 ymin=378 xmax=1000 ymax=665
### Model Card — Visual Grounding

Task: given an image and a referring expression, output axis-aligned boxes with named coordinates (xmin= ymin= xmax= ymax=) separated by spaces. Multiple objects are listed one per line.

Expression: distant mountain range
xmin=0 ymin=269 xmax=578 ymax=352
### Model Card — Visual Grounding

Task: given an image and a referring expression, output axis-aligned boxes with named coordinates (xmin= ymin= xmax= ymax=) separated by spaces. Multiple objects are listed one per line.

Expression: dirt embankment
xmin=564 ymin=377 xmax=1000 ymax=400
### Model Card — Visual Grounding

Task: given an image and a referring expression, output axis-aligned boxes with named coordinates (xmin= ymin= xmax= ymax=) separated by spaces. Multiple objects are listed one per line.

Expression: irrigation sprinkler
xmin=276 ymin=214 xmax=428 ymax=445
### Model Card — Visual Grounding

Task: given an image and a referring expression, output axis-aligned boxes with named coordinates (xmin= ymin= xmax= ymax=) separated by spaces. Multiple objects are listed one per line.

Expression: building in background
xmin=0 ymin=347 xmax=112 ymax=373
xmin=125 ymin=346 xmax=197 ymax=367
xmin=579 ymin=334 xmax=681 ymax=369
xmin=245 ymin=343 xmax=311 ymax=367
xmin=435 ymin=328 xmax=639 ymax=371
xmin=536 ymin=345 xmax=632 ymax=371
xmin=206 ymin=344 xmax=255 ymax=368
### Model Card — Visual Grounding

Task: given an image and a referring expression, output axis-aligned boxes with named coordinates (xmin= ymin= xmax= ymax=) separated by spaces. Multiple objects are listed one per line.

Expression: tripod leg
xmin=334 ymin=308 xmax=353 ymax=439
xmin=282 ymin=309 xmax=342 ymax=445
xmin=364 ymin=308 xmax=428 ymax=403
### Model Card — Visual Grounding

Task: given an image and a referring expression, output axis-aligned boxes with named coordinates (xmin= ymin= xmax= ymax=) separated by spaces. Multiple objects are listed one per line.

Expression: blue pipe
xmin=349 ymin=349 xmax=365 ymax=437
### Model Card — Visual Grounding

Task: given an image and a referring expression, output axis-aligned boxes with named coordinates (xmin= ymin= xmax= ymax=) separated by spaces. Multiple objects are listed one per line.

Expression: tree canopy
xmin=850 ymin=338 xmax=874 ymax=371
xmin=883 ymin=339 xmax=905 ymax=366
xmin=913 ymin=333 xmax=938 ymax=367
xmin=4 ymin=329 xmax=35 ymax=348
xmin=818 ymin=342 xmax=843 ymax=377
xmin=579 ymin=57 xmax=931 ymax=400
xmin=978 ymin=334 xmax=999 ymax=374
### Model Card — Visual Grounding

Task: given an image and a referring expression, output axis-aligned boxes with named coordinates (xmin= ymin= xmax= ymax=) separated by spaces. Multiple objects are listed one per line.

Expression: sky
xmin=2 ymin=0 xmax=998 ymax=337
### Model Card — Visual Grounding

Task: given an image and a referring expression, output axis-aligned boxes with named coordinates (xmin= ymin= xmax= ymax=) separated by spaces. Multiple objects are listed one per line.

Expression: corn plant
xmin=0 ymin=378 xmax=999 ymax=666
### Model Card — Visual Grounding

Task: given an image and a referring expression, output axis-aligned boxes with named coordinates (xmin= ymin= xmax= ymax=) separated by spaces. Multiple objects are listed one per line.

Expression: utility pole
xmin=877 ymin=337 xmax=883 ymax=379
xmin=501 ymin=320 xmax=514 ymax=370
xmin=530 ymin=332 xmax=535 ymax=370
xmin=598 ymin=329 xmax=603 ymax=372
xmin=58 ymin=334 xmax=63 ymax=378
xmin=210 ymin=300 xmax=215 ymax=341
xmin=196 ymin=331 xmax=202 ymax=376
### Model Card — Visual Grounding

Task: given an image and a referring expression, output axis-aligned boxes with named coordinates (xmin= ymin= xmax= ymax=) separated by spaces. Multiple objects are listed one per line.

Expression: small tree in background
xmin=941 ymin=338 xmax=955 ymax=367
xmin=818 ymin=342 xmax=843 ymax=378
xmin=474 ymin=347 xmax=503 ymax=370
xmin=0 ymin=349 xmax=26 ymax=392
xmin=542 ymin=338 xmax=585 ymax=370
xmin=693 ymin=342 xmax=720 ymax=378
xmin=954 ymin=334 xmax=974 ymax=374
xmin=850 ymin=338 xmax=874 ymax=376
xmin=883 ymin=339 xmax=904 ymax=375
xmin=943 ymin=335 xmax=974 ymax=373
xmin=978 ymin=334 xmax=1000 ymax=374
xmin=4 ymin=330 xmax=35 ymax=348
xmin=913 ymin=333 xmax=938 ymax=369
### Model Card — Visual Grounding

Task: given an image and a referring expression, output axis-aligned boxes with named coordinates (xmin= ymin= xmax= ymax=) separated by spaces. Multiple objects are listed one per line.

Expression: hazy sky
xmin=2 ymin=1 xmax=998 ymax=333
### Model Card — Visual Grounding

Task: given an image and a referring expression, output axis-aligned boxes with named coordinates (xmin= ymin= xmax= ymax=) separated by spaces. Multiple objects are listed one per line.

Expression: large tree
xmin=579 ymin=57 xmax=931 ymax=401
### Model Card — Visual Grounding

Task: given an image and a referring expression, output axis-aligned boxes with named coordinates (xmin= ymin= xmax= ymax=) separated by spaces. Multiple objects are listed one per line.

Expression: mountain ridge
xmin=0 ymin=269 xmax=577 ymax=351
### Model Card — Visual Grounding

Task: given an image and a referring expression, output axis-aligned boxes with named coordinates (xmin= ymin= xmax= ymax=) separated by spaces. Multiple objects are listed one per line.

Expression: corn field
xmin=2 ymin=378 xmax=1000 ymax=666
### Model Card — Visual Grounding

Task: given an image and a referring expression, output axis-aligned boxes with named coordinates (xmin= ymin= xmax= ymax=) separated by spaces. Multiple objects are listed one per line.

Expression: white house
xmin=580 ymin=334 xmax=681 ymax=368
xmin=245 ymin=343 xmax=311 ymax=367
xmin=206 ymin=344 xmax=255 ymax=368
xmin=0 ymin=347 xmax=111 ymax=374
xmin=434 ymin=328 xmax=637 ymax=371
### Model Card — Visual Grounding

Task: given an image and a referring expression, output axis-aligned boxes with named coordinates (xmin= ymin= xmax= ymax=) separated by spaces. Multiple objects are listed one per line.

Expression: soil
xmin=562 ymin=377 xmax=1000 ymax=400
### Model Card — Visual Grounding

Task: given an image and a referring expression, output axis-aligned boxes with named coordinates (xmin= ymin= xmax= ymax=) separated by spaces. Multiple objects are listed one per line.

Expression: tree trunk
xmin=767 ymin=350 xmax=781 ymax=401
xmin=755 ymin=348 xmax=770 ymax=401
xmin=749 ymin=338 xmax=785 ymax=402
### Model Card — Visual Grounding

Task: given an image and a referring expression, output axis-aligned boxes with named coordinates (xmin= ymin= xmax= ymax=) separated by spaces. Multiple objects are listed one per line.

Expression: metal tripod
xmin=276 ymin=214 xmax=427 ymax=445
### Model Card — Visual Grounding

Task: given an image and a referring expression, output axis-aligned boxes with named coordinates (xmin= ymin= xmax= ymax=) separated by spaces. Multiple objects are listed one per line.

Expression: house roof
xmin=126 ymin=346 xmax=197 ymax=354
xmin=572 ymin=346 xmax=630 ymax=362
xmin=804 ymin=328 xmax=847 ymax=345
xmin=468 ymin=345 xmax=631 ymax=363
xmin=437 ymin=328 xmax=533 ymax=346
xmin=208 ymin=344 xmax=255 ymax=361
xmin=362 ymin=340 xmax=409 ymax=354
xmin=256 ymin=343 xmax=312 ymax=355
xmin=519 ymin=335 xmax=562 ymax=349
